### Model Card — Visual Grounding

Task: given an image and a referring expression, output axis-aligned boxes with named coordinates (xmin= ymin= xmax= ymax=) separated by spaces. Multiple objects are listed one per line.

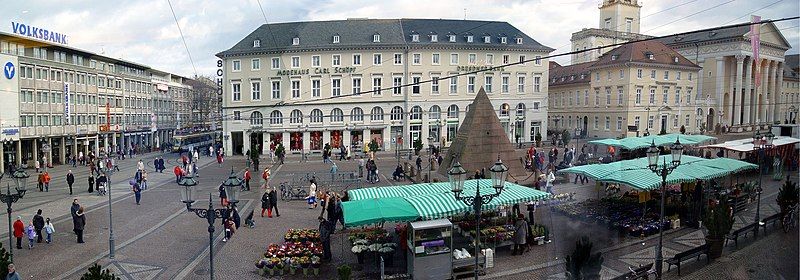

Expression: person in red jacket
xmin=243 ymin=169 xmax=251 ymax=191
xmin=13 ymin=216 xmax=24 ymax=249
xmin=174 ymin=166 xmax=183 ymax=183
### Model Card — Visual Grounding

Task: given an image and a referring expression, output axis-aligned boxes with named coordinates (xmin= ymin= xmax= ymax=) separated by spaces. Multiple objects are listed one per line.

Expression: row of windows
xmin=556 ymin=69 xmax=695 ymax=83
xmin=551 ymin=86 xmax=694 ymax=108
xmin=267 ymin=33 xmax=526 ymax=47
xmin=19 ymin=115 xmax=96 ymax=127
xmin=237 ymin=102 xmax=541 ymax=126
xmin=17 ymin=64 xmax=149 ymax=92
xmin=233 ymin=53 xmax=542 ymax=71
xmin=231 ymin=75 xmax=543 ymax=101
xmin=553 ymin=114 xmax=695 ymax=132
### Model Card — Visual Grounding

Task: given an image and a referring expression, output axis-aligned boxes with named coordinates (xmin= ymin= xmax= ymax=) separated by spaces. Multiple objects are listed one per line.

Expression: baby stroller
xmin=97 ymin=182 xmax=107 ymax=196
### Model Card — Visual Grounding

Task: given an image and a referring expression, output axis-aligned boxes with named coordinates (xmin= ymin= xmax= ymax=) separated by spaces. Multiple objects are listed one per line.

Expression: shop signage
xmin=1 ymin=128 xmax=19 ymax=136
xmin=276 ymin=67 xmax=356 ymax=76
xmin=456 ymin=65 xmax=505 ymax=72
xmin=216 ymin=59 xmax=224 ymax=96
xmin=63 ymin=83 xmax=71 ymax=124
xmin=3 ymin=61 xmax=14 ymax=79
xmin=11 ymin=22 xmax=68 ymax=45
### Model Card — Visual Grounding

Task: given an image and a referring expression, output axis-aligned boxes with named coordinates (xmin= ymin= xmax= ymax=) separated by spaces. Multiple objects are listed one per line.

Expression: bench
xmin=761 ymin=213 xmax=781 ymax=230
xmin=724 ymin=222 xmax=758 ymax=248
xmin=610 ymin=263 xmax=653 ymax=280
xmin=666 ymin=244 xmax=708 ymax=275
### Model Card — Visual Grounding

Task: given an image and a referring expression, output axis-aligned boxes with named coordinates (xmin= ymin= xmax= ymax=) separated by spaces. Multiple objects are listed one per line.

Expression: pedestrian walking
xmin=546 ymin=169 xmax=556 ymax=195
xmin=219 ymin=184 xmax=228 ymax=206
xmin=6 ymin=264 xmax=21 ymax=280
xmin=66 ymin=170 xmax=75 ymax=195
xmin=307 ymin=179 xmax=318 ymax=209
xmin=141 ymin=170 xmax=148 ymax=190
xmin=34 ymin=160 xmax=40 ymax=173
xmin=192 ymin=163 xmax=199 ymax=177
xmin=260 ymin=191 xmax=271 ymax=217
xmin=511 ymin=214 xmax=528 ymax=255
xmin=74 ymin=206 xmax=86 ymax=243
xmin=132 ymin=182 xmax=142 ymax=205
xmin=216 ymin=153 xmax=223 ymax=166
xmin=37 ymin=172 xmax=43 ymax=192
xmin=318 ymin=217 xmax=332 ymax=261
xmin=209 ymin=146 xmax=214 ymax=158
xmin=268 ymin=187 xmax=280 ymax=217
xmin=25 ymin=223 xmax=36 ymax=249
xmin=137 ymin=159 xmax=144 ymax=171
xmin=416 ymin=156 xmax=422 ymax=172
xmin=261 ymin=167 xmax=271 ymax=189
xmin=330 ymin=162 xmax=338 ymax=181
xmin=174 ymin=166 xmax=183 ymax=183
xmin=13 ymin=217 xmax=24 ymax=249
xmin=87 ymin=174 xmax=95 ymax=193
xmin=44 ymin=218 xmax=54 ymax=243
xmin=193 ymin=149 xmax=199 ymax=163
xmin=243 ymin=169 xmax=251 ymax=191
xmin=33 ymin=209 xmax=44 ymax=243
xmin=42 ymin=171 xmax=51 ymax=192
xmin=357 ymin=157 xmax=364 ymax=178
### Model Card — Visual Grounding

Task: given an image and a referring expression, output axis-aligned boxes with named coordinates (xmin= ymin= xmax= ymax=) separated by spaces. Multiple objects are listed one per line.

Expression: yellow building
xmin=781 ymin=54 xmax=798 ymax=123
xmin=571 ymin=0 xmax=650 ymax=64
xmin=550 ymin=40 xmax=701 ymax=139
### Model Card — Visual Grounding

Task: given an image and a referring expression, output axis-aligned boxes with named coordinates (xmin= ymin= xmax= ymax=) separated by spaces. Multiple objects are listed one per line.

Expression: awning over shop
xmin=587 ymin=133 xmax=716 ymax=150
xmin=558 ymin=155 xmax=757 ymax=191
xmin=342 ymin=180 xmax=550 ymax=226
xmin=703 ymin=136 xmax=800 ymax=152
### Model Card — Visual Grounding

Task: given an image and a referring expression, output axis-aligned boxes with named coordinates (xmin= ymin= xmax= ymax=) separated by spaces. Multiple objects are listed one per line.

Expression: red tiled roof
xmin=548 ymin=61 xmax=593 ymax=87
xmin=590 ymin=40 xmax=699 ymax=69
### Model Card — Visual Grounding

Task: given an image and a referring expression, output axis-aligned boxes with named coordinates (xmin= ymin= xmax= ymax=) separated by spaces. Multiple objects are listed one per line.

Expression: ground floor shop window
xmin=530 ymin=122 xmax=541 ymax=142
xmin=330 ymin=130 xmax=342 ymax=148
xmin=370 ymin=129 xmax=383 ymax=150
xmin=290 ymin=132 xmax=303 ymax=151
xmin=350 ymin=130 xmax=362 ymax=151
xmin=447 ymin=123 xmax=458 ymax=142
xmin=310 ymin=131 xmax=323 ymax=150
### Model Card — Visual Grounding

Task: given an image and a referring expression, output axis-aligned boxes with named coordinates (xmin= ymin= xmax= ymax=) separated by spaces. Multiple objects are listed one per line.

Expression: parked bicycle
xmin=782 ymin=203 xmax=797 ymax=233
xmin=280 ymin=181 xmax=308 ymax=201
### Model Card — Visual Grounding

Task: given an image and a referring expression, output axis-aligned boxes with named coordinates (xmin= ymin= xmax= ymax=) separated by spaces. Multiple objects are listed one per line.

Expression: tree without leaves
xmin=565 ymin=236 xmax=603 ymax=280
xmin=80 ymin=263 xmax=120 ymax=280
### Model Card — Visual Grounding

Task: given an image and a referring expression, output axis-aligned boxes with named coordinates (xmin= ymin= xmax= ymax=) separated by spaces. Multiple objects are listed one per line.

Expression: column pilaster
xmin=744 ymin=57 xmax=753 ymax=127
xmin=733 ymin=55 xmax=745 ymax=126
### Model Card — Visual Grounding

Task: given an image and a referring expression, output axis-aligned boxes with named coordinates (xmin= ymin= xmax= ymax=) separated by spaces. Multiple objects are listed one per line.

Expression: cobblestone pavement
xmin=5 ymin=147 xmax=797 ymax=280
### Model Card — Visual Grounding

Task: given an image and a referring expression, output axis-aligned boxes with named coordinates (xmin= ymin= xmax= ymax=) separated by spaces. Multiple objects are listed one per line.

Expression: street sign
xmin=41 ymin=144 xmax=51 ymax=153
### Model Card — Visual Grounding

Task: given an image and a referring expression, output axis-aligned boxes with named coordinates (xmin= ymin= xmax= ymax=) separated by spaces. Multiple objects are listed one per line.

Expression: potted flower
xmin=378 ymin=244 xmax=396 ymax=267
xmin=352 ymin=239 xmax=368 ymax=264
xmin=311 ymin=255 xmax=322 ymax=275
xmin=703 ymin=198 xmax=733 ymax=259
xmin=267 ymin=257 xmax=280 ymax=276
xmin=777 ymin=180 xmax=799 ymax=220
xmin=299 ymin=256 xmax=311 ymax=275
xmin=289 ymin=257 xmax=299 ymax=275
xmin=276 ymin=258 xmax=287 ymax=275
xmin=255 ymin=258 xmax=268 ymax=276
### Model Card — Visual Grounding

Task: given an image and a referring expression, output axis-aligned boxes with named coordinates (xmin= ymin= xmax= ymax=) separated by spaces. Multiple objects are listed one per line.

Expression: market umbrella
xmin=347 ymin=186 xmax=408 ymax=201
xmin=342 ymin=197 xmax=420 ymax=227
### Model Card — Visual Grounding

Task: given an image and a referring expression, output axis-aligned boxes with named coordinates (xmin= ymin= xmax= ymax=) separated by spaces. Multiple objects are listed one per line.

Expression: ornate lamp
xmin=489 ymin=156 xmax=508 ymax=191
xmin=670 ymin=137 xmax=683 ymax=166
xmin=178 ymin=175 xmax=199 ymax=206
xmin=221 ymin=170 xmax=242 ymax=205
xmin=448 ymin=159 xmax=467 ymax=196
xmin=646 ymin=140 xmax=660 ymax=172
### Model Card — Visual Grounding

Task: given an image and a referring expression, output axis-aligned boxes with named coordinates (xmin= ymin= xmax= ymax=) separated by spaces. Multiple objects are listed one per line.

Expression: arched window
xmin=429 ymin=105 xmax=441 ymax=120
xmin=516 ymin=103 xmax=525 ymax=116
xmin=289 ymin=109 xmax=303 ymax=124
xmin=499 ymin=103 xmax=510 ymax=117
xmin=250 ymin=111 xmax=263 ymax=125
xmin=269 ymin=110 xmax=282 ymax=125
xmin=351 ymin=107 xmax=364 ymax=122
xmin=330 ymin=108 xmax=343 ymax=123
xmin=310 ymin=109 xmax=323 ymax=123
xmin=370 ymin=107 xmax=384 ymax=121
xmin=447 ymin=104 xmax=459 ymax=119
xmin=410 ymin=106 xmax=422 ymax=120
xmin=390 ymin=106 xmax=403 ymax=121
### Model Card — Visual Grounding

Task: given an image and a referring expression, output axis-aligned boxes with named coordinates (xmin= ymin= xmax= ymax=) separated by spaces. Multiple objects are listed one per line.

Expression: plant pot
xmin=705 ymin=237 xmax=724 ymax=259
xmin=303 ymin=268 xmax=309 ymax=276
xmin=269 ymin=268 xmax=275 ymax=276
xmin=258 ymin=268 xmax=266 ymax=276
xmin=313 ymin=268 xmax=319 ymax=276
xmin=290 ymin=267 xmax=296 ymax=275
xmin=356 ymin=253 xmax=365 ymax=264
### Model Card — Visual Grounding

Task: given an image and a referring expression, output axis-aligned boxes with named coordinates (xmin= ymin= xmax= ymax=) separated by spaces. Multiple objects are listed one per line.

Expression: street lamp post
xmin=101 ymin=155 xmax=116 ymax=259
xmin=427 ymin=136 xmax=434 ymax=182
xmin=449 ymin=155 xmax=508 ymax=280
xmin=752 ymin=128 xmax=774 ymax=238
xmin=0 ymin=169 xmax=29 ymax=262
xmin=646 ymin=138 xmax=684 ymax=280
xmin=645 ymin=107 xmax=651 ymax=136
xmin=178 ymin=170 xmax=241 ymax=280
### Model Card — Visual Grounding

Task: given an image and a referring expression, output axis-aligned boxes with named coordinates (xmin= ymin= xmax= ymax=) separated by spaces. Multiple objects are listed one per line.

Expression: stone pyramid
xmin=439 ymin=87 xmax=526 ymax=178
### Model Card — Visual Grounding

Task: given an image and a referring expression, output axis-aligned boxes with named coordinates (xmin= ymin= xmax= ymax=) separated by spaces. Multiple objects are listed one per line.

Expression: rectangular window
xmin=584 ymin=90 xmax=589 ymax=106
xmin=518 ymin=55 xmax=525 ymax=64
xmin=687 ymin=88 xmax=693 ymax=104
xmin=251 ymin=59 xmax=260 ymax=70
xmin=595 ymin=89 xmax=600 ymax=106
xmin=372 ymin=77 xmax=383 ymax=95
xmin=432 ymin=53 xmax=440 ymax=65
xmin=663 ymin=87 xmax=669 ymax=104
xmin=352 ymin=78 xmax=361 ymax=95
xmin=449 ymin=77 xmax=458 ymax=94
xmin=675 ymin=88 xmax=681 ymax=105
xmin=503 ymin=55 xmax=509 ymax=64
xmin=412 ymin=53 xmax=421 ymax=65
xmin=605 ymin=117 xmax=610 ymax=130
xmin=664 ymin=71 xmax=669 ymax=80
xmin=617 ymin=88 xmax=624 ymax=106
xmin=637 ymin=69 xmax=642 ymax=79
xmin=635 ymin=88 xmax=642 ymax=105
xmin=617 ymin=117 xmax=623 ymax=131
xmin=312 ymin=55 xmax=321 ymax=67
xmin=486 ymin=54 xmax=494 ymax=65
xmin=619 ymin=69 xmax=624 ymax=79
xmin=233 ymin=111 xmax=241 ymax=120
xmin=271 ymin=81 xmax=280 ymax=99
xmin=468 ymin=53 xmax=477 ymax=64
xmin=233 ymin=60 xmax=241 ymax=71
xmin=688 ymin=73 xmax=693 ymax=81
xmin=431 ymin=77 xmax=440 ymax=94
xmin=533 ymin=76 xmax=541 ymax=92
xmin=649 ymin=88 xmax=656 ymax=104
xmin=373 ymin=54 xmax=382 ymax=65
xmin=311 ymin=79 xmax=321 ymax=97
xmin=291 ymin=56 xmax=300 ymax=68
xmin=431 ymin=35 xmax=438 ymax=42
xmin=648 ymin=116 xmax=654 ymax=129
xmin=251 ymin=81 xmax=261 ymax=100
xmin=533 ymin=102 xmax=540 ymax=110
xmin=332 ymin=55 xmax=341 ymax=67
xmin=394 ymin=53 xmax=403 ymax=65
xmin=291 ymin=80 xmax=301 ymax=99
xmin=393 ymin=77 xmax=402 ymax=95
xmin=467 ymin=76 xmax=476 ymax=93
xmin=650 ymin=70 xmax=656 ymax=79
xmin=594 ymin=116 xmax=599 ymax=129
xmin=271 ymin=58 xmax=280 ymax=69
xmin=605 ymin=88 xmax=611 ymax=105
xmin=450 ymin=53 xmax=458 ymax=65
xmin=331 ymin=78 xmax=341 ymax=97
xmin=534 ymin=56 xmax=542 ymax=66
xmin=232 ymin=83 xmax=241 ymax=101
xmin=501 ymin=76 xmax=509 ymax=93
xmin=484 ymin=76 xmax=493 ymax=93
xmin=351 ymin=54 xmax=361 ymax=66
xmin=517 ymin=76 xmax=525 ymax=93
xmin=677 ymin=71 xmax=682 ymax=80
xmin=634 ymin=116 xmax=641 ymax=130
xmin=412 ymin=77 xmax=421 ymax=94
xmin=685 ymin=114 xmax=691 ymax=126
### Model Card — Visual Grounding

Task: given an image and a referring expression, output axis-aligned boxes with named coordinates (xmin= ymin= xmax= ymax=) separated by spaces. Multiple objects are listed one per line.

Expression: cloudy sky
xmin=3 ymin=0 xmax=798 ymax=77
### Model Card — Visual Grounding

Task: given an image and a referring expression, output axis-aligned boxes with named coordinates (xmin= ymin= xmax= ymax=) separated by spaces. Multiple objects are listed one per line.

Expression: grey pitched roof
xmin=217 ymin=18 xmax=553 ymax=57
xmin=658 ymin=21 xmax=791 ymax=50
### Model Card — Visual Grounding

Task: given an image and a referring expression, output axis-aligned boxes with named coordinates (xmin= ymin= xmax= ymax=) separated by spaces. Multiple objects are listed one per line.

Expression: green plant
xmin=535 ymin=132 xmax=542 ymax=144
xmin=275 ymin=143 xmax=285 ymax=156
xmin=337 ymin=264 xmax=352 ymax=280
xmin=565 ymin=236 xmax=603 ymax=280
xmin=81 ymin=263 xmax=120 ymax=280
xmin=0 ymin=243 xmax=11 ymax=277
xmin=561 ymin=130 xmax=571 ymax=146
xmin=413 ymin=137 xmax=423 ymax=154
xmin=369 ymin=139 xmax=379 ymax=152
xmin=679 ymin=125 xmax=686 ymax=134
xmin=777 ymin=180 xmax=799 ymax=214
xmin=703 ymin=198 xmax=734 ymax=239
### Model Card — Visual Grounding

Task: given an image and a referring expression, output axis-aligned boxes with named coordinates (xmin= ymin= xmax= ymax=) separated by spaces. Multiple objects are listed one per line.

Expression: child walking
xmin=44 ymin=218 xmax=55 ymax=243
xmin=26 ymin=223 xmax=36 ymax=249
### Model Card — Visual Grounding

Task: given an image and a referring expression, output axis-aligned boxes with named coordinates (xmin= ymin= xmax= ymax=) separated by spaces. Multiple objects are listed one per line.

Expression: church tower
xmin=598 ymin=0 xmax=641 ymax=33
xmin=570 ymin=0 xmax=648 ymax=64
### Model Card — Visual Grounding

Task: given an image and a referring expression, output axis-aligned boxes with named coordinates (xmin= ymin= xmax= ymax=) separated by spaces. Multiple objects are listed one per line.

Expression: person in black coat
xmin=87 ymin=175 xmax=95 ymax=193
xmin=260 ymin=191 xmax=271 ymax=217
xmin=268 ymin=187 xmax=280 ymax=217
xmin=66 ymin=170 xmax=75 ymax=195
xmin=318 ymin=217 xmax=333 ymax=261
xmin=218 ymin=184 xmax=227 ymax=206
xmin=32 ymin=209 xmax=44 ymax=243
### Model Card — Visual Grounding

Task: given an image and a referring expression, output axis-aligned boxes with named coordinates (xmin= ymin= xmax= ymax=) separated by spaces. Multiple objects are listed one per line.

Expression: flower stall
xmin=255 ymin=228 xmax=323 ymax=277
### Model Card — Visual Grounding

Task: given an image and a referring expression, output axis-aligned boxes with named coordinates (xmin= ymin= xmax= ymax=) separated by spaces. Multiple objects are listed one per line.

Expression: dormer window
xmin=448 ymin=35 xmax=456 ymax=42
xmin=580 ymin=74 xmax=586 ymax=79
xmin=411 ymin=34 xmax=419 ymax=42
xmin=483 ymin=36 xmax=491 ymax=43
xmin=516 ymin=37 xmax=523 ymax=44
xmin=611 ymin=54 xmax=618 ymax=61
xmin=673 ymin=56 xmax=679 ymax=63
xmin=466 ymin=35 xmax=473 ymax=43
xmin=373 ymin=33 xmax=381 ymax=43
xmin=431 ymin=34 xmax=438 ymax=42
xmin=333 ymin=35 xmax=340 ymax=44
xmin=646 ymin=52 xmax=655 ymax=60
xmin=292 ymin=37 xmax=299 ymax=45
xmin=570 ymin=75 xmax=575 ymax=81
xmin=253 ymin=39 xmax=261 ymax=48
xmin=501 ymin=37 xmax=507 ymax=44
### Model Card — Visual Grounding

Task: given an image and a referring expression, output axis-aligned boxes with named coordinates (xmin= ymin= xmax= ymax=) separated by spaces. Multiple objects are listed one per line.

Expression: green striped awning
xmin=348 ymin=187 xmax=407 ymax=201
xmin=589 ymin=133 xmax=717 ymax=150
xmin=342 ymin=197 xmax=420 ymax=227
xmin=405 ymin=193 xmax=470 ymax=220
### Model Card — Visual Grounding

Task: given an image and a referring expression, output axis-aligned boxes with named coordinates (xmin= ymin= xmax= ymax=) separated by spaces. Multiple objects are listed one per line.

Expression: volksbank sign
xmin=11 ymin=22 xmax=68 ymax=45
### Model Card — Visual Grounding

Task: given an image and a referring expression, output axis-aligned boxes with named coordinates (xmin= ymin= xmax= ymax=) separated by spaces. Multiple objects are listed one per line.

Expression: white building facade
xmin=217 ymin=18 xmax=553 ymax=156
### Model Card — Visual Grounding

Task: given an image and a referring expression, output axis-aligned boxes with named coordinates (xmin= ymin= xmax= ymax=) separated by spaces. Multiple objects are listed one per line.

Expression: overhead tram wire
xmin=643 ymin=0 xmax=737 ymax=33
xmin=167 ymin=0 xmax=198 ymax=77
xmin=211 ymin=18 xmax=799 ymax=121
xmin=721 ymin=0 xmax=786 ymax=25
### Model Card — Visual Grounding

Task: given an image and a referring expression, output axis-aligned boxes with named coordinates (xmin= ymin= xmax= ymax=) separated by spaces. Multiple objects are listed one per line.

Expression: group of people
xmin=12 ymin=209 xmax=55 ymax=250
